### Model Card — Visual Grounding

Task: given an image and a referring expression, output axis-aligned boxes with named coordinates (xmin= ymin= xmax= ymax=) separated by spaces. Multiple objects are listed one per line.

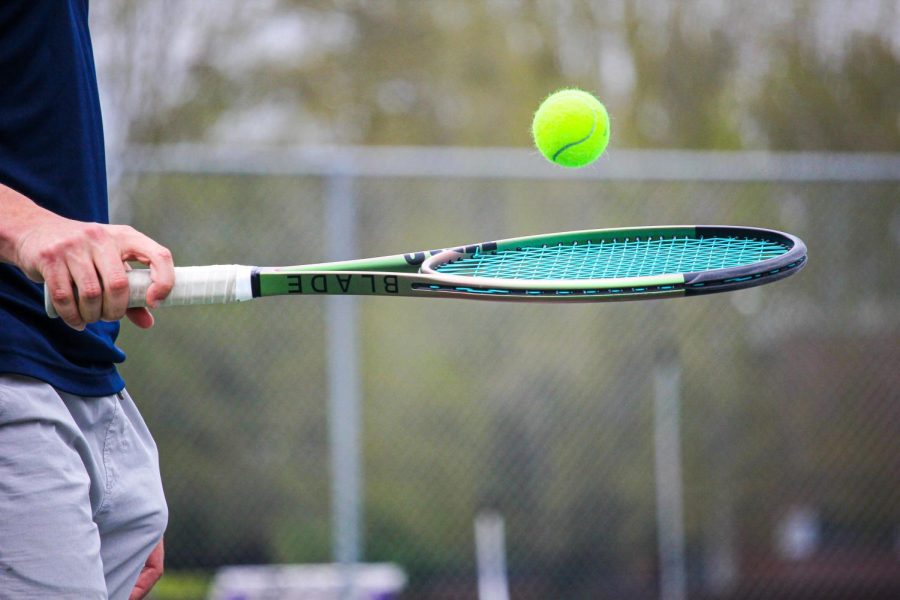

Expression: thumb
xmin=126 ymin=307 xmax=155 ymax=329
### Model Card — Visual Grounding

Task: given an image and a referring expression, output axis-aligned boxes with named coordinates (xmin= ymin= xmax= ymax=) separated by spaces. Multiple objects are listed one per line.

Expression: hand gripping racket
xmin=44 ymin=225 xmax=807 ymax=316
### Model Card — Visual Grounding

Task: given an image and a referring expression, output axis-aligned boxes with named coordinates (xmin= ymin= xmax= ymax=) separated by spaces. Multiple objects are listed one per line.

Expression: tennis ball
xmin=532 ymin=89 xmax=610 ymax=168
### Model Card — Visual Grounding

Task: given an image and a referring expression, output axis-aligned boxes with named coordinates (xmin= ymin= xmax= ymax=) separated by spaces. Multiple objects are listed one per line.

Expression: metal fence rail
xmin=114 ymin=147 xmax=900 ymax=600
xmin=120 ymin=145 xmax=900 ymax=181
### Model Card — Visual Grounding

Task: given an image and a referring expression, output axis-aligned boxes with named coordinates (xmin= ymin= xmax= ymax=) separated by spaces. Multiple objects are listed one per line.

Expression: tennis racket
xmin=44 ymin=225 xmax=806 ymax=316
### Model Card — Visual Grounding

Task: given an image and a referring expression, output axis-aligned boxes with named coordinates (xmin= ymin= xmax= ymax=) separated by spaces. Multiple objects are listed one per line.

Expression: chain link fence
xmin=115 ymin=147 xmax=899 ymax=599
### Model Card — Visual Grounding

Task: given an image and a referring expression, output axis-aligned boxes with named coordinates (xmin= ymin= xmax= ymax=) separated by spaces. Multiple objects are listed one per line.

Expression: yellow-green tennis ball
xmin=532 ymin=89 xmax=610 ymax=168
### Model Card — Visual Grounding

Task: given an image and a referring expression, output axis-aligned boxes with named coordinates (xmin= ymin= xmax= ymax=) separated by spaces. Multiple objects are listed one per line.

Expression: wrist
xmin=0 ymin=185 xmax=63 ymax=266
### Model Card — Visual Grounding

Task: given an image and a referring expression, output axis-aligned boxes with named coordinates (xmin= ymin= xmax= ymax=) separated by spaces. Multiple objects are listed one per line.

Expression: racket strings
xmin=435 ymin=236 xmax=788 ymax=280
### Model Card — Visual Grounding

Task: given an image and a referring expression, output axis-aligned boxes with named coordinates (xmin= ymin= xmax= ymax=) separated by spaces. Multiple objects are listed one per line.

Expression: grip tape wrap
xmin=45 ymin=265 xmax=255 ymax=317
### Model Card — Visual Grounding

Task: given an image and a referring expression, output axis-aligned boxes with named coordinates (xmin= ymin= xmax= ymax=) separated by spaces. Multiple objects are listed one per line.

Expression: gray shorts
xmin=0 ymin=374 xmax=168 ymax=600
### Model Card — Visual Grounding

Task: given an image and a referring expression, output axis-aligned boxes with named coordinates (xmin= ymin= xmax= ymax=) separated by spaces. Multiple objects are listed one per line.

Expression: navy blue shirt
xmin=0 ymin=0 xmax=125 ymax=396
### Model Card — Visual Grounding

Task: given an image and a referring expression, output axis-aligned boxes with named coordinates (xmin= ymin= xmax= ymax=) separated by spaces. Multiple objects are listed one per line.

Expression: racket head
xmin=416 ymin=225 xmax=806 ymax=301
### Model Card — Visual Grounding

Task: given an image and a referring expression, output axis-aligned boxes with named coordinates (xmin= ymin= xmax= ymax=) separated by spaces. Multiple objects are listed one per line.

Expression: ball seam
xmin=550 ymin=100 xmax=598 ymax=163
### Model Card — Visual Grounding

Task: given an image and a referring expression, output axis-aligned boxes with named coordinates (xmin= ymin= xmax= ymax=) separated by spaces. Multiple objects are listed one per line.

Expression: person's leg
xmin=61 ymin=388 xmax=168 ymax=600
xmin=0 ymin=375 xmax=107 ymax=599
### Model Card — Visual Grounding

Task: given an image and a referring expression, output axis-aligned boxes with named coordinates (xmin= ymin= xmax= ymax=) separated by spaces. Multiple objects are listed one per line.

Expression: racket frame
xmin=43 ymin=224 xmax=808 ymax=315
xmin=252 ymin=225 xmax=806 ymax=301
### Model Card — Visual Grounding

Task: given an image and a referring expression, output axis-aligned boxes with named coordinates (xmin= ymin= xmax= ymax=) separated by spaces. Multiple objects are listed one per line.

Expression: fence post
xmin=654 ymin=346 xmax=687 ymax=600
xmin=325 ymin=169 xmax=363 ymax=598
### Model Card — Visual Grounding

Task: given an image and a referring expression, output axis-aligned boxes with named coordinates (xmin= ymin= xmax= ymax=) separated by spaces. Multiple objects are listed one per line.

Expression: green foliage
xmin=755 ymin=31 xmax=900 ymax=150
xmin=147 ymin=572 xmax=211 ymax=600
xmin=109 ymin=0 xmax=898 ymax=151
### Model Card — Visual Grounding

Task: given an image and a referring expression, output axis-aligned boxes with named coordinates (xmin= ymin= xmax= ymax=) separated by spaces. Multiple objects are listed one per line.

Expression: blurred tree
xmin=94 ymin=0 xmax=899 ymax=152
xmin=620 ymin=0 xmax=741 ymax=148
xmin=755 ymin=29 xmax=900 ymax=150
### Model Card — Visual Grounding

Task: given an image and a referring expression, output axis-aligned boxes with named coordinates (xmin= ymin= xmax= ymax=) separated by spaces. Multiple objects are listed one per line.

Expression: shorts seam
xmin=0 ymin=378 xmax=8 ymax=418
xmin=95 ymin=396 xmax=120 ymax=516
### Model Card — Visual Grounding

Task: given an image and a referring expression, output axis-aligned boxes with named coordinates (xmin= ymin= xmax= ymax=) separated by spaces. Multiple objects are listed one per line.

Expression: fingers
xmin=113 ymin=225 xmax=175 ymax=309
xmin=145 ymin=245 xmax=174 ymax=308
xmin=92 ymin=242 xmax=131 ymax=321
xmin=43 ymin=259 xmax=85 ymax=331
xmin=129 ymin=539 xmax=164 ymax=600
xmin=37 ymin=222 xmax=121 ymax=327
xmin=126 ymin=307 xmax=155 ymax=329
xmin=35 ymin=223 xmax=173 ymax=329
xmin=65 ymin=251 xmax=104 ymax=324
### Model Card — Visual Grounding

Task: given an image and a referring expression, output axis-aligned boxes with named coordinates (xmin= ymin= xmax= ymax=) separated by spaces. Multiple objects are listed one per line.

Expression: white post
xmin=475 ymin=511 xmax=510 ymax=600
xmin=325 ymin=171 xmax=362 ymax=599
xmin=653 ymin=351 xmax=687 ymax=600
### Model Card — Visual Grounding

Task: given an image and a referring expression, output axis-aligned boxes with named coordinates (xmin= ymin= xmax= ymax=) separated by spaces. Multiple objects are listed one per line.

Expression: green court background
xmin=118 ymin=149 xmax=899 ymax=599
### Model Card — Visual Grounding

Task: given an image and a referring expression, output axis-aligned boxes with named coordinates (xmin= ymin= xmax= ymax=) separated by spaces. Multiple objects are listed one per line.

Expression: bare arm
xmin=0 ymin=184 xmax=175 ymax=330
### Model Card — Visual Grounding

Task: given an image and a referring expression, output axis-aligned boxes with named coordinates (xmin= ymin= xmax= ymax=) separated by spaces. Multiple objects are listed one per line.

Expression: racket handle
xmin=45 ymin=265 xmax=255 ymax=318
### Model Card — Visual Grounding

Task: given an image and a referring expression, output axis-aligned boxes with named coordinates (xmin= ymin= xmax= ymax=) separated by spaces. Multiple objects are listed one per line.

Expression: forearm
xmin=0 ymin=182 xmax=175 ymax=329
xmin=0 ymin=183 xmax=64 ymax=267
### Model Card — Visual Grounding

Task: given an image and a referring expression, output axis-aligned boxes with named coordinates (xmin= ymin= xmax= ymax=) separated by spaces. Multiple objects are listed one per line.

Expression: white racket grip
xmin=45 ymin=265 xmax=255 ymax=318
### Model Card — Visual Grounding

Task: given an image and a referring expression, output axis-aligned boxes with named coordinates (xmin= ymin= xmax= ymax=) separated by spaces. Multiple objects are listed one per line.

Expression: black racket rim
xmin=683 ymin=226 xmax=807 ymax=296
xmin=417 ymin=225 xmax=807 ymax=299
